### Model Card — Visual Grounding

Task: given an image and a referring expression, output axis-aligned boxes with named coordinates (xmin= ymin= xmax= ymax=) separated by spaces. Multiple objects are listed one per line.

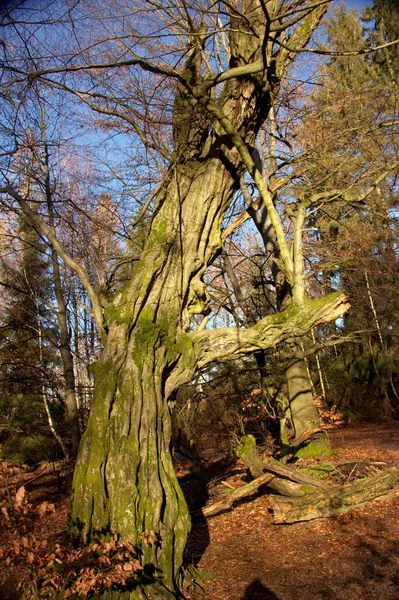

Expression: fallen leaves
xmin=1 ymin=425 xmax=399 ymax=600
xmin=14 ymin=486 xmax=25 ymax=511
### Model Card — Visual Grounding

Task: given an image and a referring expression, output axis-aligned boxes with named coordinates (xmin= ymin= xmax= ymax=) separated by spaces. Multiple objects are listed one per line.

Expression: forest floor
xmin=1 ymin=422 xmax=399 ymax=600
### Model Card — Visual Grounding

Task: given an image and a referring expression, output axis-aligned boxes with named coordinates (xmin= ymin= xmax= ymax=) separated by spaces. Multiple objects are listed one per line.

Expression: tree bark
xmin=271 ymin=468 xmax=399 ymax=524
xmin=67 ymin=3 xmax=339 ymax=597
xmin=48 ymin=201 xmax=81 ymax=456
xmin=284 ymin=339 xmax=332 ymax=457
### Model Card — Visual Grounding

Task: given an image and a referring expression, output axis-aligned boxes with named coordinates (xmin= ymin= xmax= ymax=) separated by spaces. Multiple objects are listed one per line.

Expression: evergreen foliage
xmin=299 ymin=4 xmax=399 ymax=419
xmin=363 ymin=0 xmax=399 ymax=80
xmin=0 ymin=217 xmax=62 ymax=464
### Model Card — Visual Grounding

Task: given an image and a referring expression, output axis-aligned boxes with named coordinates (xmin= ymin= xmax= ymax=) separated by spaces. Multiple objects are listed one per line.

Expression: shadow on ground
xmin=241 ymin=579 xmax=280 ymax=599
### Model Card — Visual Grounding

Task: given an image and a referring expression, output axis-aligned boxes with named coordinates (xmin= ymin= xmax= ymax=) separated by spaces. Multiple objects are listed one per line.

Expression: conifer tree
xmin=294 ymin=4 xmax=399 ymax=418
xmin=363 ymin=0 xmax=399 ymax=81
xmin=0 ymin=216 xmax=63 ymax=463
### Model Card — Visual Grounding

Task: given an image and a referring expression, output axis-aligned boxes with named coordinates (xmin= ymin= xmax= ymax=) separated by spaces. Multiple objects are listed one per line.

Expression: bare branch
xmin=270 ymin=36 xmax=399 ymax=57
xmin=0 ymin=186 xmax=107 ymax=342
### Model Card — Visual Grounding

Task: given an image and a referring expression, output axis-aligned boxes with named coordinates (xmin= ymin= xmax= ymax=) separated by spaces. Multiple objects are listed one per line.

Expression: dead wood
xmin=262 ymin=457 xmax=326 ymax=488
xmin=270 ymin=468 xmax=399 ymax=524
xmin=201 ymin=435 xmax=399 ymax=522
xmin=237 ymin=435 xmax=326 ymax=490
xmin=200 ymin=472 xmax=275 ymax=518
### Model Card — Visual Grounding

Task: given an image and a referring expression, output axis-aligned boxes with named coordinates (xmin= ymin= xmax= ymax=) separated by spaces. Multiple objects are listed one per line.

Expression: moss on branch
xmin=192 ymin=292 xmax=349 ymax=368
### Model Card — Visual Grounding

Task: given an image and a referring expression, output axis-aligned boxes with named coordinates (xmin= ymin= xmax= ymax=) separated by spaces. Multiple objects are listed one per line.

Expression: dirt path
xmin=1 ymin=423 xmax=398 ymax=599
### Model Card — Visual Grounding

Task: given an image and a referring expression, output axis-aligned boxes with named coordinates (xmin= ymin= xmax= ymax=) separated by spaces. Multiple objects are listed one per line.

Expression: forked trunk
xmin=69 ymin=158 xmax=238 ymax=597
xmin=67 ymin=3 xmax=336 ymax=597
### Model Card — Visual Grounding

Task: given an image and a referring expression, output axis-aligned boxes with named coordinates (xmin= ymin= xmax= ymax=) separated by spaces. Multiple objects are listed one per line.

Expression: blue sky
xmin=345 ymin=0 xmax=372 ymax=10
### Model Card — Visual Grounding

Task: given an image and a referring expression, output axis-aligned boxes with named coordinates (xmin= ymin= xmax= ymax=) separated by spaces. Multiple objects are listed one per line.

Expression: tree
xmin=363 ymin=0 xmax=399 ymax=81
xmin=0 ymin=214 xmax=65 ymax=463
xmin=292 ymin=3 xmax=399 ymax=419
xmin=0 ymin=1 xmax=353 ymax=597
xmin=204 ymin=1 xmax=399 ymax=454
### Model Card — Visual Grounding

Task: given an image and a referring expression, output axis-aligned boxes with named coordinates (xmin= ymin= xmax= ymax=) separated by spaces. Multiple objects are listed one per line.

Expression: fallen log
xmin=201 ymin=435 xmax=399 ymax=521
xmin=237 ymin=435 xmax=326 ymax=496
xmin=263 ymin=457 xmax=326 ymax=488
xmin=236 ymin=435 xmax=265 ymax=478
xmin=270 ymin=468 xmax=399 ymax=524
xmin=200 ymin=472 xmax=275 ymax=518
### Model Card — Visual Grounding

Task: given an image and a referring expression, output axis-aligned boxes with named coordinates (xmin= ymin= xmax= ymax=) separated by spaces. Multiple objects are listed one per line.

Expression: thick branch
xmin=222 ymin=172 xmax=303 ymax=241
xmin=270 ymin=36 xmax=399 ymax=58
xmin=198 ymin=93 xmax=294 ymax=279
xmin=192 ymin=292 xmax=349 ymax=369
xmin=23 ymin=57 xmax=183 ymax=83
xmin=237 ymin=434 xmax=325 ymax=488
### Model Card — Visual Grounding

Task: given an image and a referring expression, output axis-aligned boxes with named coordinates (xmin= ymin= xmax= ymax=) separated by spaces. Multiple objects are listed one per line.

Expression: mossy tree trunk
xmin=241 ymin=159 xmax=329 ymax=455
xmin=284 ymin=339 xmax=333 ymax=457
xmin=68 ymin=159 xmax=238 ymax=597
xmin=66 ymin=2 xmax=344 ymax=598
xmin=285 ymin=340 xmax=321 ymax=438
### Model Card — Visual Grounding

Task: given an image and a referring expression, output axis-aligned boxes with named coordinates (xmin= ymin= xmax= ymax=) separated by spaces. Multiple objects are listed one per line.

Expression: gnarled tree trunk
xmin=68 ymin=159 xmax=237 ymax=597
xmin=67 ymin=2 xmax=342 ymax=597
xmin=69 ymin=170 xmax=347 ymax=598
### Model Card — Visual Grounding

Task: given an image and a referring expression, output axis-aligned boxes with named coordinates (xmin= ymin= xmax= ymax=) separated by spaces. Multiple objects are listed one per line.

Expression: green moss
xmin=299 ymin=485 xmax=318 ymax=494
xmin=303 ymin=291 xmax=342 ymax=311
xmin=131 ymin=308 xmax=164 ymax=365
xmin=188 ymin=277 xmax=210 ymax=316
xmin=147 ymin=218 xmax=167 ymax=248
xmin=171 ymin=332 xmax=196 ymax=371
xmin=295 ymin=435 xmax=335 ymax=459
xmin=104 ymin=290 xmax=131 ymax=325
xmin=258 ymin=304 xmax=300 ymax=327
xmin=174 ymin=332 xmax=193 ymax=355
xmin=67 ymin=359 xmax=119 ymax=541
xmin=146 ymin=215 xmax=176 ymax=251
xmin=250 ymin=292 xmax=345 ymax=343
xmin=279 ymin=420 xmax=289 ymax=446
xmin=236 ymin=435 xmax=256 ymax=457
xmin=298 ymin=463 xmax=336 ymax=478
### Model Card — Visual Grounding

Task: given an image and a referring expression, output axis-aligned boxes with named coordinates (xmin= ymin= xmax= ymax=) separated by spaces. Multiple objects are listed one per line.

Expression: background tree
xmin=290 ymin=3 xmax=399 ymax=419
xmin=0 ymin=214 xmax=65 ymax=463
xmin=363 ymin=0 xmax=399 ymax=81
